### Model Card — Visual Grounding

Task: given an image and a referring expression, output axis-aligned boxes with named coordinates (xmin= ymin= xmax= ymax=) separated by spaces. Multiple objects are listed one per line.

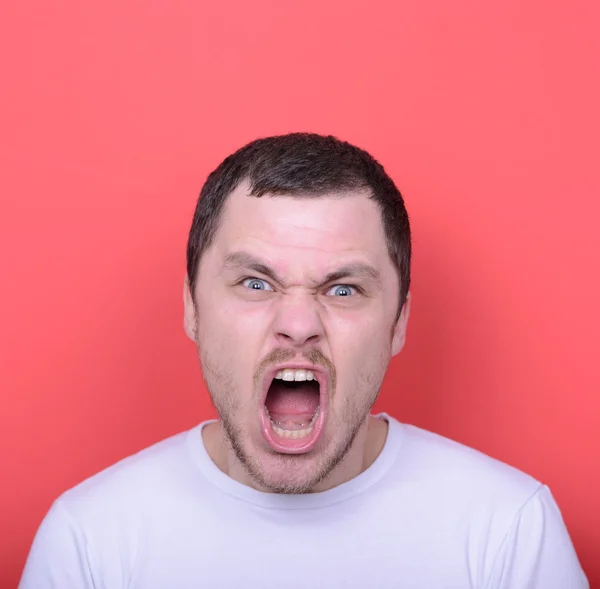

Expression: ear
xmin=183 ymin=276 xmax=197 ymax=342
xmin=391 ymin=292 xmax=411 ymax=357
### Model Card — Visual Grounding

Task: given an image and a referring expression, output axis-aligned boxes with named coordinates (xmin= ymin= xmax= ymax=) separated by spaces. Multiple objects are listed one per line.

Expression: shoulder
xmin=384 ymin=415 xmax=543 ymax=514
xmin=375 ymin=415 xmax=559 ymax=579
xmin=22 ymin=426 xmax=205 ymax=587
xmin=57 ymin=425 xmax=201 ymax=521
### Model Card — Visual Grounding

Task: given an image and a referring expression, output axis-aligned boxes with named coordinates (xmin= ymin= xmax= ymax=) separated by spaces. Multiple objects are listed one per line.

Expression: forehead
xmin=205 ymin=181 xmax=393 ymax=276
xmin=198 ymin=180 xmax=398 ymax=292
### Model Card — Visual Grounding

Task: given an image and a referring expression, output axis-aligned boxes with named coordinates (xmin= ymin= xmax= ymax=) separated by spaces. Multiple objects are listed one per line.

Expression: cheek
xmin=330 ymin=308 xmax=393 ymax=353
xmin=330 ymin=316 xmax=393 ymax=382
xmin=205 ymin=286 xmax=272 ymax=328
xmin=198 ymin=289 xmax=248 ymax=337
xmin=196 ymin=293 xmax=269 ymax=379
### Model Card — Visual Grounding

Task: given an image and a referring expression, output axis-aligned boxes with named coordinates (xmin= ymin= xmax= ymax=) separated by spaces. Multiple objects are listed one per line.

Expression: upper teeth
xmin=275 ymin=369 xmax=315 ymax=382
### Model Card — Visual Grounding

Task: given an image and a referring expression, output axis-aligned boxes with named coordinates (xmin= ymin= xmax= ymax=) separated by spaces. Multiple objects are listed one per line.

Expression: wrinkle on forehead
xmin=223 ymin=186 xmax=387 ymax=251
xmin=201 ymin=182 xmax=397 ymax=291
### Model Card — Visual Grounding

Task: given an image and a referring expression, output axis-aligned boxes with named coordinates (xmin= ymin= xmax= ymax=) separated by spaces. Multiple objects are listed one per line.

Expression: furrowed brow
xmin=223 ymin=252 xmax=381 ymax=290
xmin=317 ymin=263 xmax=382 ymax=289
xmin=223 ymin=251 xmax=288 ymax=287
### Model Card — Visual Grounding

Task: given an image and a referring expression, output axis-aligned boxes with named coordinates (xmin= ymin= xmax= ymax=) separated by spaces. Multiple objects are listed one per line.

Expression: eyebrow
xmin=222 ymin=251 xmax=382 ymax=289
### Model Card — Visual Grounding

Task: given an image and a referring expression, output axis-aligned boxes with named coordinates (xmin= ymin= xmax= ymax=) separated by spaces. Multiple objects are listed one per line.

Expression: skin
xmin=183 ymin=180 xmax=410 ymax=494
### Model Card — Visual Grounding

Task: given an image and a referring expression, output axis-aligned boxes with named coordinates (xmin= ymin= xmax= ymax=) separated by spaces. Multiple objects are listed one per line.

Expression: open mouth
xmin=260 ymin=367 xmax=327 ymax=454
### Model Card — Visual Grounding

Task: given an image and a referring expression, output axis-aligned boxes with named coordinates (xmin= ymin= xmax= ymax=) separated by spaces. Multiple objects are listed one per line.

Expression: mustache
xmin=257 ymin=348 xmax=332 ymax=372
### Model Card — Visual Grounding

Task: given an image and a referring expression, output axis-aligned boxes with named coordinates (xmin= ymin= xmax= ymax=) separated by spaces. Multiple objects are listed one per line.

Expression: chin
xmin=245 ymin=423 xmax=359 ymax=494
xmin=250 ymin=451 xmax=331 ymax=494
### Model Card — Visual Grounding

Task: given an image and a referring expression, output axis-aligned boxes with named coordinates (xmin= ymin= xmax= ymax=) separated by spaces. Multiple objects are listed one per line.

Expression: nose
xmin=272 ymin=294 xmax=325 ymax=348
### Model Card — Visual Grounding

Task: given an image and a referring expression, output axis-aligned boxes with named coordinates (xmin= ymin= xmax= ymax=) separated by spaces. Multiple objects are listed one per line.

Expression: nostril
xmin=275 ymin=331 xmax=321 ymax=346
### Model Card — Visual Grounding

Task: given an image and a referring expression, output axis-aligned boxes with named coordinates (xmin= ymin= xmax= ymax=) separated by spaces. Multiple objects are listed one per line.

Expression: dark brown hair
xmin=186 ymin=133 xmax=411 ymax=312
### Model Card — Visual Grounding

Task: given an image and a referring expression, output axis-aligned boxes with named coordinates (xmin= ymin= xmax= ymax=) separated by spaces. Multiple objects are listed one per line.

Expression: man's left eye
xmin=326 ymin=285 xmax=357 ymax=297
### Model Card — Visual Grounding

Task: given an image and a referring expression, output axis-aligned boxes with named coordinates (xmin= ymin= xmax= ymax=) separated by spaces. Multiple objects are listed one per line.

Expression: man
xmin=20 ymin=133 xmax=588 ymax=588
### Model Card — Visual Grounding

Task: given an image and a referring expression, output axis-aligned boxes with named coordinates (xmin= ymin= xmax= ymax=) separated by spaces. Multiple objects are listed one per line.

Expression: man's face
xmin=184 ymin=182 xmax=409 ymax=493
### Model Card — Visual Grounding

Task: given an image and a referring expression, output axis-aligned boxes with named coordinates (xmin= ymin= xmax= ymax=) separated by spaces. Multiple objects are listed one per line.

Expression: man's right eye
xmin=242 ymin=278 xmax=273 ymax=291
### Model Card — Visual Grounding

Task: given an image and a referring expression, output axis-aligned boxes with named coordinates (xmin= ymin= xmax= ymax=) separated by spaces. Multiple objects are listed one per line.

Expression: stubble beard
xmin=197 ymin=341 xmax=385 ymax=494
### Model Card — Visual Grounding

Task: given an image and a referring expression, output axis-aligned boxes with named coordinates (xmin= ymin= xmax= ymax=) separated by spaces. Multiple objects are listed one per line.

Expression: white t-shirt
xmin=20 ymin=415 xmax=588 ymax=588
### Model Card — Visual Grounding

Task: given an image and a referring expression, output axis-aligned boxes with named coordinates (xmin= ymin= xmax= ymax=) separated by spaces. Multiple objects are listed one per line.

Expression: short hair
xmin=186 ymin=133 xmax=411 ymax=313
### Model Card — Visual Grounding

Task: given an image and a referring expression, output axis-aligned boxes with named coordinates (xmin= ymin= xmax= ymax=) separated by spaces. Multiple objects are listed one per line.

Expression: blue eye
xmin=326 ymin=285 xmax=356 ymax=297
xmin=242 ymin=278 xmax=273 ymax=291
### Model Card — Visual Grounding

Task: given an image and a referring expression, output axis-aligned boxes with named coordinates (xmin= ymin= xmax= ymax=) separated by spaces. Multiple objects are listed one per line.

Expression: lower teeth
xmin=272 ymin=425 xmax=312 ymax=439
xmin=272 ymin=420 xmax=308 ymax=428
xmin=267 ymin=407 xmax=319 ymax=440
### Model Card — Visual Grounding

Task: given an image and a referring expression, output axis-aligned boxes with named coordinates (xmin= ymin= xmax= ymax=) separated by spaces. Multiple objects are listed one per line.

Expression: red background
xmin=1 ymin=1 xmax=598 ymax=586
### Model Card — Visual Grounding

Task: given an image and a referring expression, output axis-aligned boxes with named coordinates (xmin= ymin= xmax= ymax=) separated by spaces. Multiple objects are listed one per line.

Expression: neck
xmin=203 ymin=414 xmax=388 ymax=493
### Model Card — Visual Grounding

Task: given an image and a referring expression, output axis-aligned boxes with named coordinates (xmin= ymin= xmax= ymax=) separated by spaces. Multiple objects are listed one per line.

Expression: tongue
xmin=265 ymin=381 xmax=319 ymax=421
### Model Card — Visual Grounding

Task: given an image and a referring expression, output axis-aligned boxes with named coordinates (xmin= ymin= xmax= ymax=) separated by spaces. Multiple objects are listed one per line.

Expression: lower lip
xmin=259 ymin=376 xmax=328 ymax=455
